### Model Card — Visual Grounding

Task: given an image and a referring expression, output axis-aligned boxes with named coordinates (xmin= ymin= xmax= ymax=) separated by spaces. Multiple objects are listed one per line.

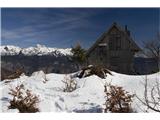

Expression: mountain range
xmin=1 ymin=44 xmax=72 ymax=56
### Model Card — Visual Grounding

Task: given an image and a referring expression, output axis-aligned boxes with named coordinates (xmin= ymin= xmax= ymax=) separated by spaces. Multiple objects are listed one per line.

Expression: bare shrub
xmin=136 ymin=77 xmax=160 ymax=112
xmin=78 ymin=65 xmax=112 ymax=79
xmin=2 ymin=68 xmax=24 ymax=81
xmin=62 ymin=75 xmax=77 ymax=92
xmin=142 ymin=34 xmax=160 ymax=70
xmin=8 ymin=84 xmax=39 ymax=113
xmin=104 ymin=84 xmax=134 ymax=113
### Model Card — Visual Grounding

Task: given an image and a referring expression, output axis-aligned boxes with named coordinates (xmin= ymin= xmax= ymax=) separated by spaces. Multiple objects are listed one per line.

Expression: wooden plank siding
xmin=86 ymin=23 xmax=141 ymax=74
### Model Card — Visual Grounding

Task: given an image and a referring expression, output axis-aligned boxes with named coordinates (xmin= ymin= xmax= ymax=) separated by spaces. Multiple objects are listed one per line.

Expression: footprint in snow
xmin=54 ymin=96 xmax=66 ymax=112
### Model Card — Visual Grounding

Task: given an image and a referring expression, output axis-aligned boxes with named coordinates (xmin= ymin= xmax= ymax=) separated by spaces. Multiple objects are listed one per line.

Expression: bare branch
xmin=136 ymin=77 xmax=160 ymax=112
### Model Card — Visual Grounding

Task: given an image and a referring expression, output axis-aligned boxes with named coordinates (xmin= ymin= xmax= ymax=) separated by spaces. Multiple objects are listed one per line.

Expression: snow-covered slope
xmin=0 ymin=71 xmax=159 ymax=113
xmin=0 ymin=44 xmax=72 ymax=56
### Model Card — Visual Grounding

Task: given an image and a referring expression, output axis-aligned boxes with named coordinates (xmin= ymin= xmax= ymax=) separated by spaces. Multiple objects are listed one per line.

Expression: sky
xmin=1 ymin=8 xmax=159 ymax=49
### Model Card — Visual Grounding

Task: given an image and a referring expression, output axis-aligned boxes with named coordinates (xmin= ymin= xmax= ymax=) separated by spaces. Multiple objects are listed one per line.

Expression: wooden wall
xmin=87 ymin=26 xmax=136 ymax=74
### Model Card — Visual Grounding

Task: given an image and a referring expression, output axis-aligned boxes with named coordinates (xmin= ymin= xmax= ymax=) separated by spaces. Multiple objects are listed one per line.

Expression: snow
xmin=0 ymin=45 xmax=21 ymax=56
xmin=0 ymin=70 xmax=159 ymax=113
xmin=0 ymin=44 xmax=72 ymax=56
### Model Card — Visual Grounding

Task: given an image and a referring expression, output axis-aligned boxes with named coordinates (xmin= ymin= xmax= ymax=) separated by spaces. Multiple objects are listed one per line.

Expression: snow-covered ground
xmin=0 ymin=44 xmax=71 ymax=56
xmin=0 ymin=71 xmax=159 ymax=113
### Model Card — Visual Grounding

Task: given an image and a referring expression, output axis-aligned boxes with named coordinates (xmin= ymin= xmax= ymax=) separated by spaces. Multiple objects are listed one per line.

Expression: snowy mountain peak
xmin=0 ymin=45 xmax=72 ymax=56
xmin=36 ymin=44 xmax=46 ymax=48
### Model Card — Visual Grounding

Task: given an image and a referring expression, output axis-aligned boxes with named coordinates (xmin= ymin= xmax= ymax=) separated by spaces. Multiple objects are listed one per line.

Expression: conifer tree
xmin=71 ymin=43 xmax=86 ymax=70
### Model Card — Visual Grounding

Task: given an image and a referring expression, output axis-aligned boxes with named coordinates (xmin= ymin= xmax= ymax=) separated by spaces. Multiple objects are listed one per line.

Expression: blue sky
xmin=1 ymin=8 xmax=159 ymax=48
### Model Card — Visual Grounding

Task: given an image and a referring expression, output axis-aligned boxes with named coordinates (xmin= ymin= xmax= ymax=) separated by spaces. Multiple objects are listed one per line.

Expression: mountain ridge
xmin=1 ymin=44 xmax=72 ymax=56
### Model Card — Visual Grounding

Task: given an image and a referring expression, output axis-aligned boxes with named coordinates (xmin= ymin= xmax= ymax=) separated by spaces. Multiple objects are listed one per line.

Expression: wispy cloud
xmin=1 ymin=8 xmax=159 ymax=48
xmin=2 ymin=8 xmax=97 ymax=43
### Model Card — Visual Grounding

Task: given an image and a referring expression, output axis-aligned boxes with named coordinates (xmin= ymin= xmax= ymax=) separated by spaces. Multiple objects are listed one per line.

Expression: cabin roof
xmin=86 ymin=22 xmax=141 ymax=56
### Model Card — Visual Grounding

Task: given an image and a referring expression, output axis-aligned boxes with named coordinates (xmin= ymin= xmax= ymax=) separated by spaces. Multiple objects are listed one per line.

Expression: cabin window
xmin=99 ymin=47 xmax=105 ymax=53
xmin=99 ymin=46 xmax=106 ymax=55
xmin=98 ymin=46 xmax=107 ymax=61
xmin=109 ymin=35 xmax=121 ymax=50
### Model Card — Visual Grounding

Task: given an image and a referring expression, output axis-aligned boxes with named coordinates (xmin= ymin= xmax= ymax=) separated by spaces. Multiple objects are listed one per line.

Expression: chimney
xmin=125 ymin=25 xmax=130 ymax=36
xmin=113 ymin=22 xmax=117 ymax=25
xmin=125 ymin=25 xmax=128 ymax=31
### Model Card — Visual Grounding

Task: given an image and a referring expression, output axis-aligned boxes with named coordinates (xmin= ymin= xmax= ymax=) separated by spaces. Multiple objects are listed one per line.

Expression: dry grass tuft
xmin=8 ymin=84 xmax=40 ymax=113
xmin=62 ymin=75 xmax=77 ymax=92
xmin=104 ymin=84 xmax=134 ymax=113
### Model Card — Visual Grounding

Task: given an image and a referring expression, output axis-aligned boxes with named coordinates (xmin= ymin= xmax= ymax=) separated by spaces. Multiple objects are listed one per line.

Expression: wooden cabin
xmin=86 ymin=22 xmax=141 ymax=74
